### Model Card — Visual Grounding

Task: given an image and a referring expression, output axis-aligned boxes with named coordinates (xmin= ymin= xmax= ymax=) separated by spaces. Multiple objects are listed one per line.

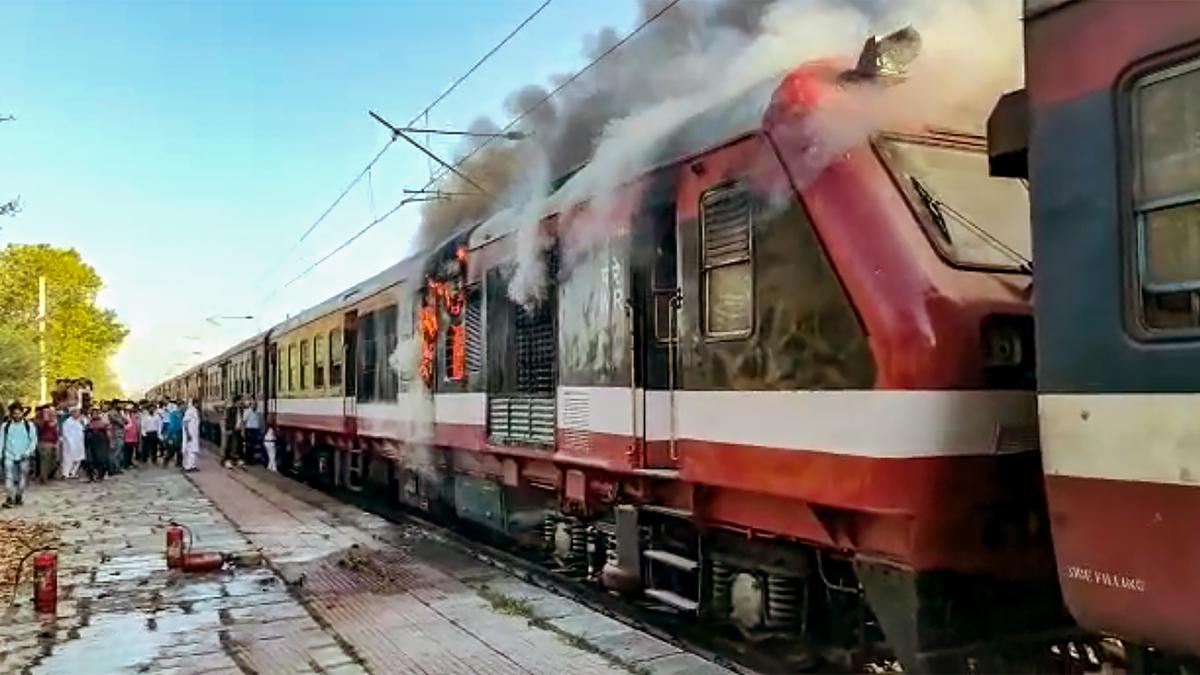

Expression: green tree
xmin=0 ymin=244 xmax=128 ymax=400
xmin=0 ymin=324 xmax=37 ymax=403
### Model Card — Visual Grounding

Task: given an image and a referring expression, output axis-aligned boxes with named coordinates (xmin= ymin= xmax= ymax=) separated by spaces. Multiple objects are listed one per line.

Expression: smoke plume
xmin=411 ymin=0 xmax=1022 ymax=304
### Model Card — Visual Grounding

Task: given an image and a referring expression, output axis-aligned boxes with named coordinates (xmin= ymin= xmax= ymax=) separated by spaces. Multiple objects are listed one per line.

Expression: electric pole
xmin=37 ymin=275 xmax=46 ymax=403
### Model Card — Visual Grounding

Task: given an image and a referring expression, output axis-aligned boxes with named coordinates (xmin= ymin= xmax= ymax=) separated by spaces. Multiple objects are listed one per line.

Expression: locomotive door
xmin=633 ymin=200 xmax=681 ymax=469
xmin=342 ymin=311 xmax=358 ymax=425
xmin=267 ymin=343 xmax=278 ymax=415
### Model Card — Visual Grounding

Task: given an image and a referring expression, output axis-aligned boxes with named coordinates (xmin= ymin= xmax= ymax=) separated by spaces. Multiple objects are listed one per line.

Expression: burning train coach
xmin=154 ymin=28 xmax=1068 ymax=672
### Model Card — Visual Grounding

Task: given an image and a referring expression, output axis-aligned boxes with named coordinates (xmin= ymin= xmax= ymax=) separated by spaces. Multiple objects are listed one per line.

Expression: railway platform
xmin=0 ymin=450 xmax=734 ymax=675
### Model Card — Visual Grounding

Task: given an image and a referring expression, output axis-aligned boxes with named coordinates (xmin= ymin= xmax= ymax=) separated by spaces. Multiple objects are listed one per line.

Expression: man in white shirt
xmin=240 ymin=398 xmax=262 ymax=467
xmin=182 ymin=399 xmax=201 ymax=472
xmin=139 ymin=404 xmax=162 ymax=464
xmin=61 ymin=407 xmax=86 ymax=479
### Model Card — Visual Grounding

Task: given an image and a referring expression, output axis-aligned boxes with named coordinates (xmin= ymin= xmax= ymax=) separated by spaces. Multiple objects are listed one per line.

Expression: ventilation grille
xmin=489 ymin=396 xmax=556 ymax=448
xmin=702 ymin=186 xmax=752 ymax=267
xmin=559 ymin=390 xmax=591 ymax=454
xmin=465 ymin=287 xmax=483 ymax=375
xmin=995 ymin=424 xmax=1040 ymax=454
xmin=515 ymin=248 xmax=558 ymax=395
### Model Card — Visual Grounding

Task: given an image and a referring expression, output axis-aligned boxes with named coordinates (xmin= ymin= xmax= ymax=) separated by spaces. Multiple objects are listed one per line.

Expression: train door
xmin=267 ymin=342 xmax=278 ymax=415
xmin=342 ymin=311 xmax=358 ymax=419
xmin=632 ymin=198 xmax=681 ymax=469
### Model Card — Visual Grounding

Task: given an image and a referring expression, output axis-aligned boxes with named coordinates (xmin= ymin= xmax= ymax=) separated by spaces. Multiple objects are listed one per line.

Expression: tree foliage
xmin=0 ymin=244 xmax=128 ymax=401
xmin=0 ymin=324 xmax=37 ymax=403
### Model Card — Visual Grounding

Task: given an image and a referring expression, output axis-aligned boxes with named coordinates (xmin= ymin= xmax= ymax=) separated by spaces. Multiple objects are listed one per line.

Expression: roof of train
xmin=161 ymin=70 xmax=791 ymax=386
xmin=210 ymin=330 xmax=271 ymax=363
xmin=271 ymin=254 xmax=423 ymax=337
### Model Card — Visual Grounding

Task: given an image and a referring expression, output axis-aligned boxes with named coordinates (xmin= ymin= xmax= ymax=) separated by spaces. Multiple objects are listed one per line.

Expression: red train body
xmin=154 ymin=35 xmax=1063 ymax=670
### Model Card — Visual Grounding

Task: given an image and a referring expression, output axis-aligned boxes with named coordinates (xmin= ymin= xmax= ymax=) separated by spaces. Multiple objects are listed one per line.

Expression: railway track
xmin=240 ymin=463 xmax=1123 ymax=675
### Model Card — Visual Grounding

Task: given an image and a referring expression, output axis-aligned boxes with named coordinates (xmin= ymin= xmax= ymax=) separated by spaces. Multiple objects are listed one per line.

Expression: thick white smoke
xmin=413 ymin=0 xmax=1021 ymax=302
xmin=411 ymin=0 xmax=1021 ymax=307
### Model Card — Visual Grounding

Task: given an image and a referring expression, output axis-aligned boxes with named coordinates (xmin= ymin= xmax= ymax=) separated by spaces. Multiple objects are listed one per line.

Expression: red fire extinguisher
xmin=180 ymin=551 xmax=225 ymax=573
xmin=166 ymin=524 xmax=185 ymax=569
xmin=32 ymin=551 xmax=57 ymax=614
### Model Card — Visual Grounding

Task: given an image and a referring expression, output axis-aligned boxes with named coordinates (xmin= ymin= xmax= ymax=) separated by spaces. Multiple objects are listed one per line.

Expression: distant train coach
xmin=159 ymin=29 xmax=1059 ymax=672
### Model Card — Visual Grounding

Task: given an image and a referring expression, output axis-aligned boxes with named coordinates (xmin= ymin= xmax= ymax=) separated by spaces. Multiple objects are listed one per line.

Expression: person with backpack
xmin=2 ymin=401 xmax=38 ymax=507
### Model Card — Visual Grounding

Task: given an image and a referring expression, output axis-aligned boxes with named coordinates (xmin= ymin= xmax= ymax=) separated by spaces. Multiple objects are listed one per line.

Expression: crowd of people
xmin=0 ymin=395 xmax=275 ymax=509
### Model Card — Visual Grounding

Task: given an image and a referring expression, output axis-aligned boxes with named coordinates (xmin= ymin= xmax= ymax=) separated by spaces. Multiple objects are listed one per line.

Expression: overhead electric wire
xmin=254 ymin=139 xmax=396 ymax=288
xmin=254 ymin=0 xmax=558 ymax=299
xmin=276 ymin=0 xmax=686 ymax=292
xmin=405 ymin=0 xmax=555 ymax=128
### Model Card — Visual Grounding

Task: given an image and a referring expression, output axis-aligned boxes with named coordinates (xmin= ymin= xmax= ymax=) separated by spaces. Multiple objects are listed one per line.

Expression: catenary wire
xmin=276 ymin=0 xmax=686 ymax=292
xmin=254 ymin=0 xmax=558 ymax=294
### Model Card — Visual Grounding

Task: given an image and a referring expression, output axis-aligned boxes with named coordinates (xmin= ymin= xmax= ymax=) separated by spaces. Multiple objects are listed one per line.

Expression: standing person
xmin=84 ymin=408 xmax=110 ymax=482
xmin=79 ymin=379 xmax=93 ymax=411
xmin=241 ymin=397 xmax=262 ymax=467
xmin=223 ymin=395 xmax=241 ymax=469
xmin=123 ymin=403 xmax=139 ymax=468
xmin=162 ymin=401 xmax=183 ymax=467
xmin=33 ymin=405 xmax=59 ymax=483
xmin=262 ymin=424 xmax=277 ymax=472
xmin=140 ymin=404 xmax=161 ymax=464
xmin=60 ymin=407 xmax=86 ymax=479
xmin=2 ymin=402 xmax=37 ymax=507
xmin=182 ymin=399 xmax=200 ymax=472
xmin=107 ymin=403 xmax=127 ymax=475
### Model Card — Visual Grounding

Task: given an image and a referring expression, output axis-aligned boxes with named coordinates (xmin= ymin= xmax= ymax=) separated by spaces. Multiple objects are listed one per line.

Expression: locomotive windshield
xmin=879 ymin=136 xmax=1032 ymax=272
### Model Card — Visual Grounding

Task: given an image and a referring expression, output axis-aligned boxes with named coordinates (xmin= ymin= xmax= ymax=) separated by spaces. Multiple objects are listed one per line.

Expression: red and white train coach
xmin=165 ymin=33 xmax=1061 ymax=671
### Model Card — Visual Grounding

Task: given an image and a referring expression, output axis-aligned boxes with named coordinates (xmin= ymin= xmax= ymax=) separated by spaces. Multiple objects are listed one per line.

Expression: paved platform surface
xmin=0 ymin=449 xmax=733 ymax=675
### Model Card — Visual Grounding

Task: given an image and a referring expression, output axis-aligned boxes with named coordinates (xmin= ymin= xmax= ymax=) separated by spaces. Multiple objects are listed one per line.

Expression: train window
xmin=314 ymin=335 xmax=326 ymax=389
xmin=701 ymin=183 xmax=754 ymax=338
xmin=1134 ymin=57 xmax=1200 ymax=330
xmin=287 ymin=343 xmax=296 ymax=393
xmin=358 ymin=312 xmax=377 ymax=402
xmin=399 ymin=296 xmax=414 ymax=339
xmin=878 ymin=137 xmax=1031 ymax=271
xmin=251 ymin=355 xmax=259 ymax=395
xmin=300 ymin=339 xmax=310 ymax=390
xmin=329 ymin=330 xmax=343 ymax=388
xmin=378 ymin=304 xmax=399 ymax=400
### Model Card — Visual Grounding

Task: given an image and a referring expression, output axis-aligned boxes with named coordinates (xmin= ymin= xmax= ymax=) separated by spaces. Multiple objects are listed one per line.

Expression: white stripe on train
xmin=272 ymin=388 xmax=1038 ymax=459
xmin=1041 ymin=393 xmax=1200 ymax=487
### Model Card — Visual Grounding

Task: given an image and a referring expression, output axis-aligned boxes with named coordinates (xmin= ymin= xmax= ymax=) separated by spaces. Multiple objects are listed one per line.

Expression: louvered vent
xmin=559 ymin=389 xmax=591 ymax=454
xmin=489 ymin=396 xmax=556 ymax=447
xmin=995 ymin=424 xmax=1040 ymax=454
xmin=465 ymin=286 xmax=483 ymax=375
xmin=702 ymin=186 xmax=752 ymax=267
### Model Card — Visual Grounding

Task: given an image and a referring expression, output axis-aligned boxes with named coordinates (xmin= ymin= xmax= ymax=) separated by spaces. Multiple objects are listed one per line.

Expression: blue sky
xmin=0 ymin=0 xmax=638 ymax=393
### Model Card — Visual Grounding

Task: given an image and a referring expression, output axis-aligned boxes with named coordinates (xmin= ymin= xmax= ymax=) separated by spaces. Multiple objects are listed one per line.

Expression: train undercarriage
xmin=270 ymin=434 xmax=1099 ymax=674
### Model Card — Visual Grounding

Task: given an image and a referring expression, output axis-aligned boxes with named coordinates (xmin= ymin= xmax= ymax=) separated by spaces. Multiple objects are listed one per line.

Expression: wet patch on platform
xmin=0 ymin=466 xmax=364 ymax=674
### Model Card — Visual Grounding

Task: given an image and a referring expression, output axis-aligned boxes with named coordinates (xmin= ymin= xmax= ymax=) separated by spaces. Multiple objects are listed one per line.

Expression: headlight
xmin=984 ymin=321 xmax=1024 ymax=367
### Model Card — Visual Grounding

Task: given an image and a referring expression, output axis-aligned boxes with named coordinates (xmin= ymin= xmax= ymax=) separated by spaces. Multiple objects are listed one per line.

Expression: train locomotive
xmin=153 ymin=28 xmax=1069 ymax=672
